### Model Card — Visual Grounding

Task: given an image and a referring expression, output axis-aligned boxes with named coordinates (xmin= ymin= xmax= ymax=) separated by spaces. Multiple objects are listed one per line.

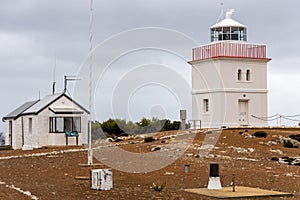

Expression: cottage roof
xmin=23 ymin=93 xmax=62 ymax=114
xmin=2 ymin=93 xmax=89 ymax=121
xmin=2 ymin=100 xmax=38 ymax=121
xmin=23 ymin=93 xmax=89 ymax=115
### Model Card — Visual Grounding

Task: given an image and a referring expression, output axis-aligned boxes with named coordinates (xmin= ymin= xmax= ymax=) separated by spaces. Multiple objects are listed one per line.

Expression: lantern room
xmin=210 ymin=9 xmax=247 ymax=43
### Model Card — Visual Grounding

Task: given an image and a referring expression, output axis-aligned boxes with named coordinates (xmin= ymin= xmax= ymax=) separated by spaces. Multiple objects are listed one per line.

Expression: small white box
xmin=91 ymin=169 xmax=113 ymax=190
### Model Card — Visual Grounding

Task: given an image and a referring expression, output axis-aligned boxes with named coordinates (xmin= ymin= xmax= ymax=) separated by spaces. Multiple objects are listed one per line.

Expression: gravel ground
xmin=0 ymin=128 xmax=299 ymax=200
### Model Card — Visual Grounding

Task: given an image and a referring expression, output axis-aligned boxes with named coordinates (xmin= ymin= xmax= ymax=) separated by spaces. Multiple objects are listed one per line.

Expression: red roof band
xmin=192 ymin=42 xmax=270 ymax=61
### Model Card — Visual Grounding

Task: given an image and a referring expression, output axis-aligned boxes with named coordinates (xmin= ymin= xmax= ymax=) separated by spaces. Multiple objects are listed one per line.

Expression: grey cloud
xmin=1 ymin=0 xmax=300 ymax=131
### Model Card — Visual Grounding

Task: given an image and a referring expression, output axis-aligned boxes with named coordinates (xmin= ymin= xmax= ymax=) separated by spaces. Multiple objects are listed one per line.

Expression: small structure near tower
xmin=207 ymin=163 xmax=222 ymax=190
xmin=2 ymin=77 xmax=89 ymax=150
xmin=189 ymin=9 xmax=271 ymax=128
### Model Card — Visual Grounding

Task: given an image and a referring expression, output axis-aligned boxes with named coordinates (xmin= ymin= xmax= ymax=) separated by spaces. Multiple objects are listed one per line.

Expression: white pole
xmin=88 ymin=0 xmax=93 ymax=165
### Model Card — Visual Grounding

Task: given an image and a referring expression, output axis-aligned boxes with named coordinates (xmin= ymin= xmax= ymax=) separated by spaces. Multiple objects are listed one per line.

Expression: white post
xmin=180 ymin=110 xmax=187 ymax=130
xmin=88 ymin=0 xmax=93 ymax=165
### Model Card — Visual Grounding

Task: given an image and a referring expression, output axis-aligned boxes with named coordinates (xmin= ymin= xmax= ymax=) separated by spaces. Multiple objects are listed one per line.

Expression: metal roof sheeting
xmin=3 ymin=93 xmax=90 ymax=122
xmin=2 ymin=100 xmax=38 ymax=121
xmin=23 ymin=93 xmax=62 ymax=114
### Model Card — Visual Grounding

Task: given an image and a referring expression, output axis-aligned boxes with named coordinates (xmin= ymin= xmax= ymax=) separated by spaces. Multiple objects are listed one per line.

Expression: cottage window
xmin=49 ymin=117 xmax=81 ymax=133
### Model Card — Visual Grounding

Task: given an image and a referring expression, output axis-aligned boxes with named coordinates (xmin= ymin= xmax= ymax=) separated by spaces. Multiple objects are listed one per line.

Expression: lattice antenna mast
xmin=216 ymin=2 xmax=225 ymax=22
xmin=87 ymin=0 xmax=94 ymax=165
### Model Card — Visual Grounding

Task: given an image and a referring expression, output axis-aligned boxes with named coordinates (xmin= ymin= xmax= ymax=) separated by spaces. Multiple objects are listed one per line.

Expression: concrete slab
xmin=185 ymin=186 xmax=293 ymax=199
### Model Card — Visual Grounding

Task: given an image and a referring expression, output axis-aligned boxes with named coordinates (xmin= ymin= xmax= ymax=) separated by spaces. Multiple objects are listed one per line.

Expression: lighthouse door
xmin=238 ymin=100 xmax=249 ymax=126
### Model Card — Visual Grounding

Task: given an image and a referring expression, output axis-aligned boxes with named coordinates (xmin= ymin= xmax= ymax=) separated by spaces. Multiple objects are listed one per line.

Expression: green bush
xmin=271 ymin=157 xmax=279 ymax=161
xmin=253 ymin=131 xmax=267 ymax=138
xmin=294 ymin=162 xmax=300 ymax=166
xmin=144 ymin=136 xmax=154 ymax=143
xmin=283 ymin=157 xmax=296 ymax=163
xmin=151 ymin=182 xmax=165 ymax=192
xmin=289 ymin=134 xmax=300 ymax=142
xmin=92 ymin=117 xmax=185 ymax=136
xmin=283 ymin=140 xmax=295 ymax=148
xmin=101 ymin=118 xmax=124 ymax=136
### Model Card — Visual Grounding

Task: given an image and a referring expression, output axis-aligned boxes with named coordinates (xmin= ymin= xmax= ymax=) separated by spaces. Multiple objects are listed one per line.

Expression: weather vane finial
xmin=226 ymin=9 xmax=235 ymax=19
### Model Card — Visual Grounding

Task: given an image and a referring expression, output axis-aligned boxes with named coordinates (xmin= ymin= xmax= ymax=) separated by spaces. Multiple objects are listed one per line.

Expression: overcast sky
xmin=1 ymin=0 xmax=300 ymax=132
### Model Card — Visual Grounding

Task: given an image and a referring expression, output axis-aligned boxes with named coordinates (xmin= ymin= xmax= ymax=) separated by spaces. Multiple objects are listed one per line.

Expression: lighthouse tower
xmin=189 ymin=10 xmax=271 ymax=128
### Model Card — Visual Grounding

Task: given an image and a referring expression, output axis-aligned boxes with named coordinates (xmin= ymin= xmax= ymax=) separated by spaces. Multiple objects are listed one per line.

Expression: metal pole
xmin=87 ymin=0 xmax=93 ymax=165
xmin=279 ymin=115 xmax=282 ymax=127
xmin=64 ymin=75 xmax=67 ymax=93
xmin=232 ymin=174 xmax=235 ymax=192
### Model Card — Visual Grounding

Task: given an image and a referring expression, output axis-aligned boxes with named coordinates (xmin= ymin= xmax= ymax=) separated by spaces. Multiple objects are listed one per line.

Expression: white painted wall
xmin=191 ymin=57 xmax=270 ymax=128
xmin=5 ymin=118 xmax=23 ymax=149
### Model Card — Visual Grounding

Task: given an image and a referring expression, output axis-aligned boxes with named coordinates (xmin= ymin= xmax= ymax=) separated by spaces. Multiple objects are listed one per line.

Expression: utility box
xmin=180 ymin=110 xmax=187 ymax=120
xmin=91 ymin=169 xmax=113 ymax=190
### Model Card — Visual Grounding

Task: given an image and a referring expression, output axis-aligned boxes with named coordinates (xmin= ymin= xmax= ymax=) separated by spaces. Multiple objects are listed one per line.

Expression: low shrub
xmin=144 ymin=136 xmax=154 ymax=143
xmin=253 ymin=131 xmax=267 ymax=138
xmin=151 ymin=182 xmax=165 ymax=192
xmin=294 ymin=162 xmax=300 ymax=166
xmin=283 ymin=157 xmax=296 ymax=163
xmin=283 ymin=140 xmax=297 ymax=148
xmin=0 ymin=145 xmax=12 ymax=151
xmin=271 ymin=157 xmax=279 ymax=161
xmin=289 ymin=134 xmax=300 ymax=142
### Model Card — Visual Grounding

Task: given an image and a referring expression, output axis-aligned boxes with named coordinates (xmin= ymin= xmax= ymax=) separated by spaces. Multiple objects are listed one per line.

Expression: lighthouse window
xmin=246 ymin=69 xmax=251 ymax=81
xmin=203 ymin=99 xmax=209 ymax=113
xmin=237 ymin=69 xmax=242 ymax=81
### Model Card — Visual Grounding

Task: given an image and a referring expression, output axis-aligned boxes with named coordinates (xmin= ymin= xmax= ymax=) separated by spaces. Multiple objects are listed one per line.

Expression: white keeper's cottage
xmin=2 ymin=93 xmax=89 ymax=150
xmin=189 ymin=10 xmax=271 ymax=128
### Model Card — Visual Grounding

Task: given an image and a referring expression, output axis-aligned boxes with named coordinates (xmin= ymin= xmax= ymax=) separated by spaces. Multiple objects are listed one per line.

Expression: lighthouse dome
xmin=210 ymin=9 xmax=247 ymax=43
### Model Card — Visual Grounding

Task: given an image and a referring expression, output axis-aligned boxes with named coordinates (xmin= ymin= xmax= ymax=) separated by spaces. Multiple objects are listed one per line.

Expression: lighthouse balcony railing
xmin=192 ymin=42 xmax=267 ymax=61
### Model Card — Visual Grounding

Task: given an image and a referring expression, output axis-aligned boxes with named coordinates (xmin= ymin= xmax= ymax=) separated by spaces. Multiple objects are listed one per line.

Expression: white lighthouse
xmin=189 ymin=10 xmax=271 ymax=128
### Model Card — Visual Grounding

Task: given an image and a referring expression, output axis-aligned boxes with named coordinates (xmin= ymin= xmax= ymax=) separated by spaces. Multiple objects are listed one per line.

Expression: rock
xmin=267 ymin=141 xmax=277 ymax=146
xmin=269 ymin=149 xmax=283 ymax=154
xmin=164 ymin=172 xmax=174 ymax=175
xmin=114 ymin=137 xmax=123 ymax=142
xmin=286 ymin=173 xmax=294 ymax=177
xmin=244 ymin=134 xmax=253 ymax=139
xmin=151 ymin=146 xmax=161 ymax=152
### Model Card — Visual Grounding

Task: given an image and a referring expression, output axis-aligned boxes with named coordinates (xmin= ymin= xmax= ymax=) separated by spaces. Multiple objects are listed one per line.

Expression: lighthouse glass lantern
xmin=210 ymin=9 xmax=247 ymax=42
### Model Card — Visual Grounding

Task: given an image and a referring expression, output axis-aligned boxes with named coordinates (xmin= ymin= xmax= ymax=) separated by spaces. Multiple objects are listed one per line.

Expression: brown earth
xmin=0 ymin=128 xmax=299 ymax=200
